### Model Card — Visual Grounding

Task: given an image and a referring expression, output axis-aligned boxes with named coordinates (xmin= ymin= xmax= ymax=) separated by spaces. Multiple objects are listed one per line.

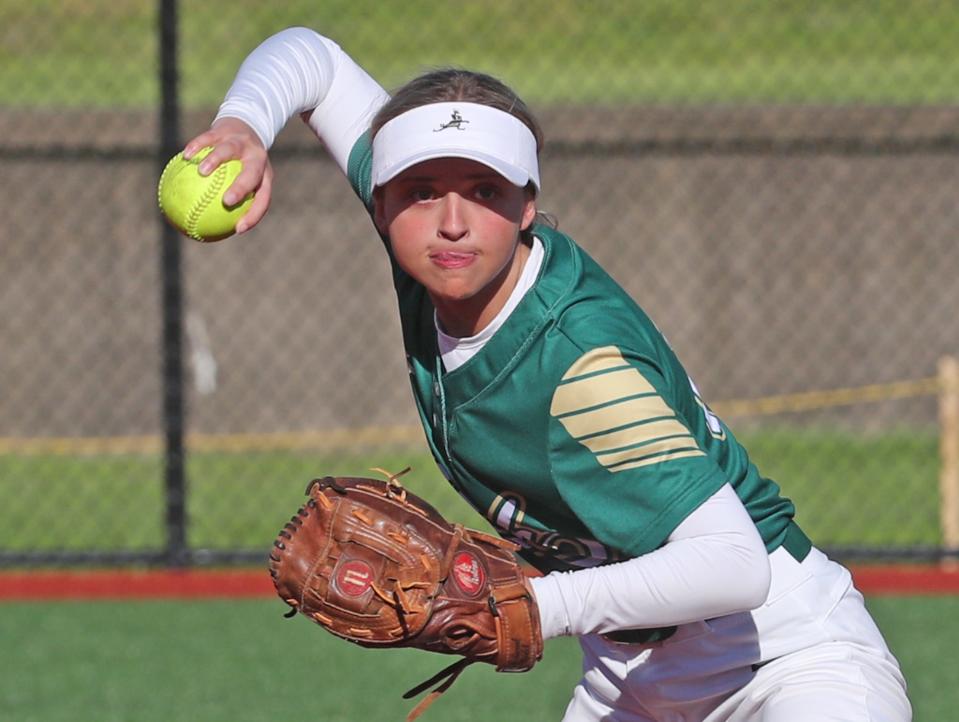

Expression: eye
xmin=474 ymin=184 xmax=500 ymax=201
xmin=409 ymin=187 xmax=437 ymax=202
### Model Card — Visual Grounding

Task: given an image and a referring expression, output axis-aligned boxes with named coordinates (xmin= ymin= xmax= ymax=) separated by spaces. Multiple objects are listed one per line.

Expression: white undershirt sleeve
xmin=300 ymin=39 xmax=390 ymax=172
xmin=213 ymin=27 xmax=389 ymax=173
xmin=529 ymin=483 xmax=771 ymax=640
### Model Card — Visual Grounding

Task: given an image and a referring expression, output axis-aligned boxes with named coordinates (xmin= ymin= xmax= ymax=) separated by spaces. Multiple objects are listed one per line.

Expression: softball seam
xmin=186 ymin=165 xmax=229 ymax=241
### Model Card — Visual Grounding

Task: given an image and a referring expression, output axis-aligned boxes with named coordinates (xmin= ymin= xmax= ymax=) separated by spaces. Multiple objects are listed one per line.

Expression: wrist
xmin=528 ymin=573 xmax=571 ymax=640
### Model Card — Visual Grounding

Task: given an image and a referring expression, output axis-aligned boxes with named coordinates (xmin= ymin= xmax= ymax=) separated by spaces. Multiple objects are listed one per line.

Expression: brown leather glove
xmin=269 ymin=469 xmax=543 ymax=720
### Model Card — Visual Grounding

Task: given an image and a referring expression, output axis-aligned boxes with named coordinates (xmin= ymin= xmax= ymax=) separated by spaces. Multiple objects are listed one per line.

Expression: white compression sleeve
xmin=214 ymin=27 xmax=389 ymax=172
xmin=529 ymin=483 xmax=771 ymax=640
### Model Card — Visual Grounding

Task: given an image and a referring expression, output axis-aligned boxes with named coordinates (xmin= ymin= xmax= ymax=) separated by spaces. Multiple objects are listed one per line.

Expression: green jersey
xmin=348 ymin=133 xmax=808 ymax=574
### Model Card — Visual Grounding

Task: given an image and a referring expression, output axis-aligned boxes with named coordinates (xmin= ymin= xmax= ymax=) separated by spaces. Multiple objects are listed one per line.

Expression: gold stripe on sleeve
xmin=608 ymin=449 xmax=705 ymax=472
xmin=560 ymin=345 xmax=631 ymax=380
xmin=579 ymin=417 xmax=694 ymax=453
xmin=552 ymin=346 xmax=705 ymax=473
xmin=596 ymin=435 xmax=699 ymax=468
xmin=551 ymin=367 xmax=656 ymax=416
xmin=557 ymin=395 xmax=676 ymax=439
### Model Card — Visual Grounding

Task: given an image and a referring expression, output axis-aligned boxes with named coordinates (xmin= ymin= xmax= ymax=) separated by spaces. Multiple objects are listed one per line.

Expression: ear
xmin=519 ymin=193 xmax=537 ymax=231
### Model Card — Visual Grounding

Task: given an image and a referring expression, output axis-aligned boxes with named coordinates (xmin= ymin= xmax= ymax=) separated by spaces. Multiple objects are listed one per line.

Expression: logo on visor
xmin=434 ymin=109 xmax=469 ymax=132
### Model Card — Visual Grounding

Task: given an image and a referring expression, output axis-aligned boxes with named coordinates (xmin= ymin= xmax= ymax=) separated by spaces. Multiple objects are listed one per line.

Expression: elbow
xmin=743 ymin=549 xmax=771 ymax=610
xmin=733 ymin=536 xmax=771 ymax=611
xmin=710 ymin=532 xmax=770 ymax=613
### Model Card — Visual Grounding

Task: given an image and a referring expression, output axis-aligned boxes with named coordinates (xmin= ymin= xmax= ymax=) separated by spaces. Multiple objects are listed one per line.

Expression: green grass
xmin=867 ymin=596 xmax=959 ymax=722
xmin=1 ymin=0 xmax=957 ymax=107
xmin=0 ymin=446 xmax=480 ymax=556
xmin=743 ymin=427 xmax=941 ymax=549
xmin=0 ymin=595 xmax=953 ymax=721
xmin=0 ymin=427 xmax=943 ymax=558
xmin=0 ymin=599 xmax=582 ymax=722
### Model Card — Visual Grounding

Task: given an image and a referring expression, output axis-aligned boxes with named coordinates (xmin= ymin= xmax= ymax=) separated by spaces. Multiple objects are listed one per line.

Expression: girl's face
xmin=374 ymin=157 xmax=537 ymax=337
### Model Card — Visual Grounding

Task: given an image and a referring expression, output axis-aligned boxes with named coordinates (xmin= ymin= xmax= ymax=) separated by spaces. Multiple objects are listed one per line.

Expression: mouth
xmin=430 ymin=251 xmax=476 ymax=269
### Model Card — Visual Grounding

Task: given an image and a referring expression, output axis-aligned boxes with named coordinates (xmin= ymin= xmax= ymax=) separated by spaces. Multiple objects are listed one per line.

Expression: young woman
xmin=185 ymin=27 xmax=911 ymax=722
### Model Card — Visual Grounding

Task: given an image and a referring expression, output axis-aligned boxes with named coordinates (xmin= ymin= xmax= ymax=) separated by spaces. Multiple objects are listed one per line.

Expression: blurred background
xmin=2 ymin=0 xmax=958 ymax=568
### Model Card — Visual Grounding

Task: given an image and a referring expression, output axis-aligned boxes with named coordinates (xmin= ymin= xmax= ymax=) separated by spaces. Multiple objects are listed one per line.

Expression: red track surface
xmin=0 ymin=570 xmax=274 ymax=600
xmin=0 ymin=566 xmax=958 ymax=600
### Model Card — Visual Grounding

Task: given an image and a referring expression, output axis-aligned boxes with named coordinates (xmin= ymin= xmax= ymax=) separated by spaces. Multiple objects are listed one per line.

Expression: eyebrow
xmin=397 ymin=171 xmax=503 ymax=183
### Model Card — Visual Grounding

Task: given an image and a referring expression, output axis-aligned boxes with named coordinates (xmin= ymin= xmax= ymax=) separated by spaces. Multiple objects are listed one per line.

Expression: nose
xmin=437 ymin=193 xmax=468 ymax=242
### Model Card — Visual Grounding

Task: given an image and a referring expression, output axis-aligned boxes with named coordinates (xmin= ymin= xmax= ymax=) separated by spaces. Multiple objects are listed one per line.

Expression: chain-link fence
xmin=2 ymin=1 xmax=958 ymax=567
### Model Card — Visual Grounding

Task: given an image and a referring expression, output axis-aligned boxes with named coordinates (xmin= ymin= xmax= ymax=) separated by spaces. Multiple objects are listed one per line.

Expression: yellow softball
xmin=157 ymin=146 xmax=254 ymax=242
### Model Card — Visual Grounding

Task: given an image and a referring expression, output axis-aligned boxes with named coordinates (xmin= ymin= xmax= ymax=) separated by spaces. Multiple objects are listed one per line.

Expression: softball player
xmin=187 ymin=27 xmax=912 ymax=721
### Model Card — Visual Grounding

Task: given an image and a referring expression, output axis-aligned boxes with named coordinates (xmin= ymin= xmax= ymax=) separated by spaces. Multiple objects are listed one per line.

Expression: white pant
xmin=561 ymin=548 xmax=911 ymax=722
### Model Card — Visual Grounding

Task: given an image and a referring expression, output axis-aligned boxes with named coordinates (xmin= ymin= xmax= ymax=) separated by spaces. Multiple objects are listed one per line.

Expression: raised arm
xmin=183 ymin=27 xmax=389 ymax=233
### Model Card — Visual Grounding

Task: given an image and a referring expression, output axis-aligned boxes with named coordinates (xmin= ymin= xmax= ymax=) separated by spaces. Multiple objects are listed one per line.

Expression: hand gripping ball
xmin=157 ymin=147 xmax=254 ymax=242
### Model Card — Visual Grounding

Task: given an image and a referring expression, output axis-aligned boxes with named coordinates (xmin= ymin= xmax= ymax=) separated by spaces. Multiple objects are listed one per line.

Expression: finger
xmin=182 ymin=130 xmax=223 ymax=160
xmin=223 ymin=153 xmax=266 ymax=207
xmin=236 ymin=165 xmax=273 ymax=234
xmin=196 ymin=141 xmax=243 ymax=177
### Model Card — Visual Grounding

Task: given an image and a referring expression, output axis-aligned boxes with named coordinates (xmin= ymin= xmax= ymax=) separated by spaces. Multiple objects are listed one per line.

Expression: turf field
xmin=0 ymin=595 xmax=953 ymax=722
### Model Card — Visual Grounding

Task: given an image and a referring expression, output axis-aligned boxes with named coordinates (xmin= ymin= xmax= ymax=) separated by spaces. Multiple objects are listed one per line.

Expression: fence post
xmin=158 ymin=0 xmax=188 ymax=566
xmin=940 ymin=355 xmax=959 ymax=567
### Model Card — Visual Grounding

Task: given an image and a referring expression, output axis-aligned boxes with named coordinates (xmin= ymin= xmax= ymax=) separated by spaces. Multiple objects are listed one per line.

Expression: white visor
xmin=371 ymin=101 xmax=540 ymax=192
